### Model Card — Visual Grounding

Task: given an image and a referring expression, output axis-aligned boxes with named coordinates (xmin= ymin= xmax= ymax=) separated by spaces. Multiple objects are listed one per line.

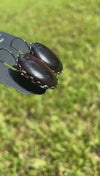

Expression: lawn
xmin=0 ymin=0 xmax=100 ymax=175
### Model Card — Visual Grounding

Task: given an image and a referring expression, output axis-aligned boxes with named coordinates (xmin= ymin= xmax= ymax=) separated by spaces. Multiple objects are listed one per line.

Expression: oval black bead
xmin=18 ymin=54 xmax=58 ymax=88
xmin=30 ymin=43 xmax=63 ymax=74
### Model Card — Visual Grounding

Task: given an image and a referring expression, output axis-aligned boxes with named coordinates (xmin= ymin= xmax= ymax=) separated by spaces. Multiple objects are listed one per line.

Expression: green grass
xmin=0 ymin=0 xmax=100 ymax=175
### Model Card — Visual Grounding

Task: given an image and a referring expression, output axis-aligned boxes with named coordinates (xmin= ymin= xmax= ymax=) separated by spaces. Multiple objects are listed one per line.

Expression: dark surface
xmin=0 ymin=32 xmax=30 ymax=55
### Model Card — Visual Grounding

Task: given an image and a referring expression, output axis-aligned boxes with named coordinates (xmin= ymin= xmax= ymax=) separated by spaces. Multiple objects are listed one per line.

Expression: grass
xmin=0 ymin=0 xmax=100 ymax=175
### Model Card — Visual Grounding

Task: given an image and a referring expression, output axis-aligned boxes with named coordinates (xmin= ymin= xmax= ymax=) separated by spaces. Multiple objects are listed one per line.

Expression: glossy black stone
xmin=18 ymin=54 xmax=58 ymax=88
xmin=30 ymin=43 xmax=63 ymax=73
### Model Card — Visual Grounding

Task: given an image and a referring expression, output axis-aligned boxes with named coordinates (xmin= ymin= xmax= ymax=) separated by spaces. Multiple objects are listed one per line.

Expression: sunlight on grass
xmin=0 ymin=0 xmax=100 ymax=175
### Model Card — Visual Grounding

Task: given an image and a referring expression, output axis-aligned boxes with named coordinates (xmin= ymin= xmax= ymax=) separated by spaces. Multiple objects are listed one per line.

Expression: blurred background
xmin=0 ymin=0 xmax=100 ymax=175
